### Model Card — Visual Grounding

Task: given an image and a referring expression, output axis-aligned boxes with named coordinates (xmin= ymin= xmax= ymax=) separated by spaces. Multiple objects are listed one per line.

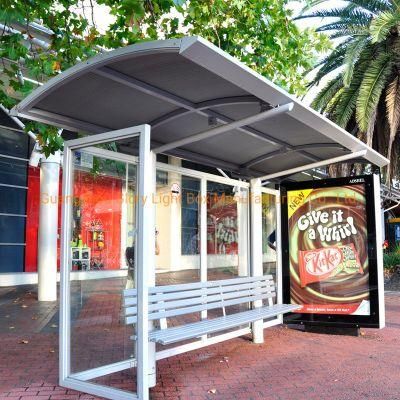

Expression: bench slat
xmin=149 ymin=304 xmax=300 ymax=345
xmin=150 ymin=303 xmax=296 ymax=342
xmin=123 ymin=275 xmax=274 ymax=297
xmin=124 ymin=279 xmax=275 ymax=307
xmin=125 ymin=291 xmax=276 ymax=324
xmin=125 ymin=286 xmax=275 ymax=316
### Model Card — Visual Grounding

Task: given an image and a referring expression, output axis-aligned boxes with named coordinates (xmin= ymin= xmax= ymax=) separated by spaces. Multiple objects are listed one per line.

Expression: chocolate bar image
xmin=298 ymin=243 xmax=363 ymax=288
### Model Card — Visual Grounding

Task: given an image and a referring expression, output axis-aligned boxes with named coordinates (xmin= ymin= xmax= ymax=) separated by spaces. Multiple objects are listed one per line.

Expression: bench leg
xmin=148 ymin=342 xmax=156 ymax=387
xmin=252 ymin=319 xmax=264 ymax=343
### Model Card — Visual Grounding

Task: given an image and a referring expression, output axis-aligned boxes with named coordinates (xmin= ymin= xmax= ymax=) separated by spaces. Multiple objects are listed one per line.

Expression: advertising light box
xmin=281 ymin=175 xmax=385 ymax=328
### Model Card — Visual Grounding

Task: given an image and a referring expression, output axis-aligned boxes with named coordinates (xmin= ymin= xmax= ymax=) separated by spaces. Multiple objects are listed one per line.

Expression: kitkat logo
xmin=304 ymin=248 xmax=342 ymax=276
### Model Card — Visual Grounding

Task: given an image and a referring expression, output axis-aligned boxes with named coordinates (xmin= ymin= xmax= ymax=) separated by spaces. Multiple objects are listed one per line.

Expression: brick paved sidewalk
xmin=0 ymin=286 xmax=399 ymax=400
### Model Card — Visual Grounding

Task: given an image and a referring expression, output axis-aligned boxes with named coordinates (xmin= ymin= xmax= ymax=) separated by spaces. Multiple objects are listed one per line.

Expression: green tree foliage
xmin=299 ymin=0 xmax=400 ymax=183
xmin=0 ymin=0 xmax=329 ymax=156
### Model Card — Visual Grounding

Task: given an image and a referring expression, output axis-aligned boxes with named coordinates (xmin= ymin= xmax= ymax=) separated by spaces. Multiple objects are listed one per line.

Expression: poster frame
xmin=280 ymin=174 xmax=383 ymax=328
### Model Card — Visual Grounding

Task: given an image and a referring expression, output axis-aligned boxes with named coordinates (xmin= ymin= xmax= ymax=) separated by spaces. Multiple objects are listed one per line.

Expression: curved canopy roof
xmin=11 ymin=36 xmax=388 ymax=178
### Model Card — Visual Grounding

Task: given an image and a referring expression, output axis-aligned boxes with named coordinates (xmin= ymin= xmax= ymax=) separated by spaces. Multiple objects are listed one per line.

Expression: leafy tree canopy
xmin=0 ymin=0 xmax=329 ymax=156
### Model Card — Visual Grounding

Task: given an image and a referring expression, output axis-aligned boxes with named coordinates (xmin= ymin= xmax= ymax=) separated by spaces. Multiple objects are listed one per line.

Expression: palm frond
xmin=385 ymin=75 xmax=400 ymax=161
xmin=347 ymin=0 xmax=393 ymax=14
xmin=329 ymin=27 xmax=369 ymax=39
xmin=316 ymin=22 xmax=369 ymax=34
xmin=334 ymin=83 xmax=360 ymax=128
xmin=325 ymin=88 xmax=345 ymax=115
xmin=311 ymin=75 xmax=344 ymax=112
xmin=299 ymin=0 xmax=391 ymax=16
xmin=310 ymin=41 xmax=351 ymax=85
xmin=296 ymin=8 xmax=372 ymax=25
xmin=370 ymin=10 xmax=400 ymax=43
xmin=365 ymin=107 xmax=378 ymax=146
xmin=356 ymin=52 xmax=393 ymax=131
xmin=343 ymin=35 xmax=370 ymax=86
xmin=332 ymin=55 xmax=370 ymax=128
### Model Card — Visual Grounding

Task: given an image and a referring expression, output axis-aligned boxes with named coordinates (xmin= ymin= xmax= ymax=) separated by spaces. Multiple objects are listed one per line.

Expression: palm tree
xmin=298 ymin=0 xmax=400 ymax=183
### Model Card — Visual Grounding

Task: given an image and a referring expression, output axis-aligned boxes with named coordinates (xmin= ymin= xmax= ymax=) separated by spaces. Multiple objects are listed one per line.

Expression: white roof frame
xmin=11 ymin=36 xmax=389 ymax=178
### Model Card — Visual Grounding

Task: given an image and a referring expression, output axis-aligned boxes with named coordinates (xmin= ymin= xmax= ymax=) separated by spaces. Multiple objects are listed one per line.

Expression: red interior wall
xmin=25 ymin=166 xmax=41 ymax=272
xmin=25 ymin=168 xmax=122 ymax=272
xmin=74 ymin=171 xmax=122 ymax=270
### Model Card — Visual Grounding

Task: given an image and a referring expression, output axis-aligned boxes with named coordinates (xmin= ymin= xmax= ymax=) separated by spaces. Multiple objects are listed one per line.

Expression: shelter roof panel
xmin=11 ymin=36 xmax=389 ymax=178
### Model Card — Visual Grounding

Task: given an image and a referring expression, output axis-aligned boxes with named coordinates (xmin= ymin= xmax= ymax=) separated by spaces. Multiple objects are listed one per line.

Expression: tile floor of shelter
xmin=0 ymin=278 xmax=399 ymax=400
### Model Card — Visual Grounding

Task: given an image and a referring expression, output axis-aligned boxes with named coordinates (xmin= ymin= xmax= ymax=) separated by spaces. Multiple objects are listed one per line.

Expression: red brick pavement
xmin=0 ymin=291 xmax=399 ymax=400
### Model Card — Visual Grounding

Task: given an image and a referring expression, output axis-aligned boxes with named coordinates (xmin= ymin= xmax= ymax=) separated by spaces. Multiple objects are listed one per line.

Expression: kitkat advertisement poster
xmin=286 ymin=183 xmax=370 ymax=316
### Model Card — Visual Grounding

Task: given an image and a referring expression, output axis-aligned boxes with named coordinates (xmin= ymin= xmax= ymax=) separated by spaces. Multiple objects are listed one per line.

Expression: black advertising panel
xmin=281 ymin=175 xmax=383 ymax=328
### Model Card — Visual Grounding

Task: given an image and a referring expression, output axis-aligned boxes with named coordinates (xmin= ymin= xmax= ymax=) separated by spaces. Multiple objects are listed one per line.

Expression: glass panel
xmin=154 ymin=167 xmax=201 ymax=345
xmin=0 ymin=157 xmax=28 ymax=186
xmin=0 ymin=187 xmax=27 ymax=214
xmin=207 ymin=182 xmax=248 ymax=281
xmin=262 ymin=192 xmax=277 ymax=282
xmin=0 ymin=244 xmax=25 ymax=272
xmin=71 ymin=151 xmax=129 ymax=271
xmin=69 ymin=147 xmax=138 ymax=394
xmin=0 ymin=127 xmax=29 ymax=158
xmin=155 ymin=168 xmax=200 ymax=286
xmin=262 ymin=191 xmax=279 ymax=316
xmin=206 ymin=182 xmax=249 ymax=333
xmin=0 ymin=215 xmax=25 ymax=242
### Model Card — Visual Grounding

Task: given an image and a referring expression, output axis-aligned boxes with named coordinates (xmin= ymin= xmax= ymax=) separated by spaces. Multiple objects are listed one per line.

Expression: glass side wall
xmin=155 ymin=167 xmax=201 ymax=286
xmin=207 ymin=183 xmax=249 ymax=332
xmin=207 ymin=183 xmax=248 ymax=281
xmin=68 ymin=147 xmax=138 ymax=394
xmin=154 ymin=166 xmax=201 ymax=341
xmin=262 ymin=190 xmax=279 ymax=316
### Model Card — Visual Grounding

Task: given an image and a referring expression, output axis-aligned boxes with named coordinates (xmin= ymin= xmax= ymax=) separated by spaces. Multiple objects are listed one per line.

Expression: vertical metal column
xmin=373 ymin=173 xmax=386 ymax=329
xmin=237 ymin=187 xmax=249 ymax=277
xmin=250 ymin=178 xmax=264 ymax=343
xmin=137 ymin=125 xmax=155 ymax=400
xmin=200 ymin=178 xmax=208 ymax=326
xmin=59 ymin=146 xmax=73 ymax=384
xmin=38 ymin=152 xmax=61 ymax=301
xmin=274 ymin=189 xmax=284 ymax=324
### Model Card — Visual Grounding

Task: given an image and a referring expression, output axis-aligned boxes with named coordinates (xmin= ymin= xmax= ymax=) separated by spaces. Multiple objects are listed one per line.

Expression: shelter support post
xmin=137 ymin=125 xmax=156 ymax=400
xmin=38 ymin=152 xmax=61 ymax=301
xmin=250 ymin=178 xmax=264 ymax=344
xmin=373 ymin=173 xmax=385 ymax=329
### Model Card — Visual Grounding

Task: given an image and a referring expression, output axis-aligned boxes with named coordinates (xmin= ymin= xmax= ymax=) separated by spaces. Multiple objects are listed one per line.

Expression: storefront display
xmin=281 ymin=175 xmax=384 ymax=328
xmin=207 ymin=190 xmax=239 ymax=255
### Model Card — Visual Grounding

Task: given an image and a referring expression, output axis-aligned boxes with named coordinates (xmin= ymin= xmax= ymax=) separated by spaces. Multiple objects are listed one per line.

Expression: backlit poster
xmin=281 ymin=175 xmax=384 ymax=328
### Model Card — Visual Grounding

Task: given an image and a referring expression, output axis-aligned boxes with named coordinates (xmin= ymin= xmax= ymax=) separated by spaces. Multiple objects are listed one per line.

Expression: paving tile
xmin=1 ymin=283 xmax=400 ymax=400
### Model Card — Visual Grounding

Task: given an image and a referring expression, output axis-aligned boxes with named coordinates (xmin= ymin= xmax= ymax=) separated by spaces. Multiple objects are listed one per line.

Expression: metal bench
xmin=123 ymin=275 xmax=299 ymax=345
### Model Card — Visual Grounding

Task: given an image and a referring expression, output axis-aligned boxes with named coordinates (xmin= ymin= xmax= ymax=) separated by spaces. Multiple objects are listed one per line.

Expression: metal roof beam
xmin=151 ymin=95 xmax=259 ymax=128
xmin=119 ymin=142 xmax=258 ymax=178
xmin=260 ymin=150 xmax=368 ymax=184
xmin=93 ymin=67 xmax=319 ymax=156
xmin=153 ymin=103 xmax=294 ymax=154
xmin=20 ymin=109 xmax=108 ymax=134
xmin=242 ymin=143 xmax=346 ymax=169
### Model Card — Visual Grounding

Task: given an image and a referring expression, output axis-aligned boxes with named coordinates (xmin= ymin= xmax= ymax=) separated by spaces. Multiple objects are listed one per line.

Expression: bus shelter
xmin=12 ymin=37 xmax=388 ymax=400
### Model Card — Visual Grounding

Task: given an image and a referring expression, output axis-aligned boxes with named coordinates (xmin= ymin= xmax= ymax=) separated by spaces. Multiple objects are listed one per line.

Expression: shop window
xmin=0 ymin=157 xmax=28 ymax=186
xmin=0 ymin=126 xmax=30 ymax=158
xmin=71 ymin=152 xmax=132 ymax=271
xmin=0 ymin=245 xmax=25 ymax=273
xmin=0 ymin=215 xmax=26 ymax=243
xmin=0 ymin=187 xmax=27 ymax=214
